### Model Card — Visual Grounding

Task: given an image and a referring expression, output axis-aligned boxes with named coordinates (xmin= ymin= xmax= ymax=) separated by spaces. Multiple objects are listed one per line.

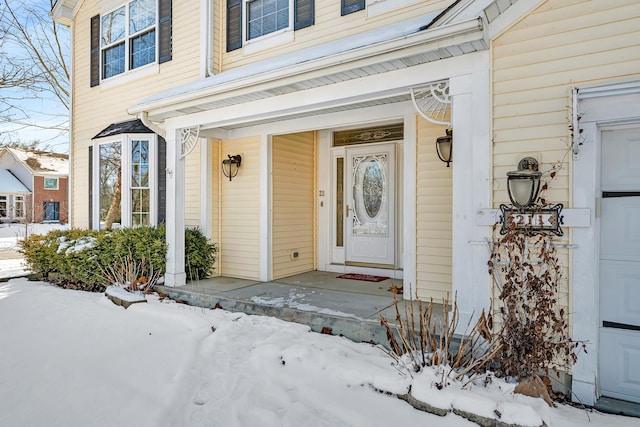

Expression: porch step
xmin=154 ymin=284 xmax=394 ymax=346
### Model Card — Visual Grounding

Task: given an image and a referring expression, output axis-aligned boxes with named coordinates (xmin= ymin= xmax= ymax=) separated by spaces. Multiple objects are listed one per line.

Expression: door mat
xmin=336 ymin=273 xmax=389 ymax=282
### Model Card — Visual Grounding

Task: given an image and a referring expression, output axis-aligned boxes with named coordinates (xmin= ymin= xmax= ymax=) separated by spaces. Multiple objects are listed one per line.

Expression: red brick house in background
xmin=0 ymin=147 xmax=69 ymax=223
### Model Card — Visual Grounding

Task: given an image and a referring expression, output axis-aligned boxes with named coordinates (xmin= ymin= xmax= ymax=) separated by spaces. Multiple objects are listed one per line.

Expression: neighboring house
xmin=52 ymin=0 xmax=639 ymax=407
xmin=0 ymin=169 xmax=30 ymax=223
xmin=0 ymin=148 xmax=69 ymax=223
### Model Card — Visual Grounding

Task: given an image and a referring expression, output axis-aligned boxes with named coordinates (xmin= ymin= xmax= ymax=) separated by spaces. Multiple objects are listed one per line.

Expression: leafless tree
xmin=0 ymin=0 xmax=69 ymax=148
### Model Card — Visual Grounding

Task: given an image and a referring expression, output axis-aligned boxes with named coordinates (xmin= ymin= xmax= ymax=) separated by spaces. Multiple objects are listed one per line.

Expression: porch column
xmin=450 ymin=68 xmax=491 ymax=329
xmin=164 ymin=127 xmax=186 ymax=287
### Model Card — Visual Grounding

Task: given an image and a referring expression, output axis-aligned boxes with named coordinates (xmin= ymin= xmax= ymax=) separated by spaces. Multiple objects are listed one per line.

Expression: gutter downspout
xmin=138 ymin=111 xmax=166 ymax=139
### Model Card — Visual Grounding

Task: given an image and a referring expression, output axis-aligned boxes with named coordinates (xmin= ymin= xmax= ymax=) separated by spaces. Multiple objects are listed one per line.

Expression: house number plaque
xmin=499 ymin=204 xmax=564 ymax=236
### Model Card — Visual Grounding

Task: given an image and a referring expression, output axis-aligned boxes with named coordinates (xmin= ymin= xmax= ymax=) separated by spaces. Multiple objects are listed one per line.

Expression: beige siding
xmin=217 ymin=0 xmax=450 ymax=71
xmin=415 ymin=115 xmax=452 ymax=301
xmin=219 ymin=137 xmax=261 ymax=279
xmin=70 ymin=1 xmax=203 ymax=227
xmin=184 ymin=143 xmax=201 ymax=227
xmin=271 ymin=132 xmax=316 ymax=279
xmin=491 ymin=0 xmax=640 ymax=329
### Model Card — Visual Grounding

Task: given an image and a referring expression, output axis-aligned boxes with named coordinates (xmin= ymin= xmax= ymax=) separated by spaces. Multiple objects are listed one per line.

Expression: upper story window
xmin=90 ymin=0 xmax=172 ymax=87
xmin=247 ymin=0 xmax=289 ymax=40
xmin=341 ymin=0 xmax=364 ymax=16
xmin=44 ymin=177 xmax=59 ymax=190
xmin=226 ymin=0 xmax=313 ymax=52
xmin=101 ymin=0 xmax=156 ymax=79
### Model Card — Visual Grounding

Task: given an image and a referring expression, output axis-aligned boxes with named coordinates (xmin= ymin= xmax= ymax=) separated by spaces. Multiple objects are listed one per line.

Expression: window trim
xmin=243 ymin=0 xmax=294 ymax=47
xmin=226 ymin=0 xmax=314 ymax=52
xmin=92 ymin=133 xmax=158 ymax=229
xmin=43 ymin=177 xmax=59 ymax=190
xmin=99 ymin=0 xmax=158 ymax=81
xmin=14 ymin=195 xmax=25 ymax=219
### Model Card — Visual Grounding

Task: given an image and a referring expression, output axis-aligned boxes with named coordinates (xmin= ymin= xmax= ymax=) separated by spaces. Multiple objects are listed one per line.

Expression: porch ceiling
xmin=158 ymin=40 xmax=486 ymax=125
xmin=131 ymin=16 xmax=488 ymax=128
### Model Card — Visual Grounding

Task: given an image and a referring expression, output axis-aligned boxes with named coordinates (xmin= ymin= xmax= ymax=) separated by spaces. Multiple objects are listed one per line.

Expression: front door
xmin=599 ymin=127 xmax=640 ymax=403
xmin=344 ymin=143 xmax=395 ymax=267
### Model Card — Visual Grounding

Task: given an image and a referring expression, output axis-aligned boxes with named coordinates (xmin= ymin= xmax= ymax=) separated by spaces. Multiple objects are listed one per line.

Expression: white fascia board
xmin=50 ymin=0 xmax=82 ymax=26
xmin=129 ymin=17 xmax=484 ymax=116
xmin=164 ymin=51 xmax=488 ymax=131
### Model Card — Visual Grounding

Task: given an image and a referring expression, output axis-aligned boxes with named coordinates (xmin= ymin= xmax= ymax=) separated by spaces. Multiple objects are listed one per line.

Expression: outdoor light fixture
xmin=436 ymin=129 xmax=453 ymax=167
xmin=506 ymin=157 xmax=542 ymax=209
xmin=222 ymin=154 xmax=242 ymax=181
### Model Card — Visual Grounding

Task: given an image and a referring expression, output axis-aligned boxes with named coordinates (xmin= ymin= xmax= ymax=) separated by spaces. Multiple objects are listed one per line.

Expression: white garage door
xmin=599 ymin=128 xmax=640 ymax=404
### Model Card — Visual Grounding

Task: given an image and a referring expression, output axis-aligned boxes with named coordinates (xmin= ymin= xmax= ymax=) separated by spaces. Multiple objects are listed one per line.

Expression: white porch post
xmin=450 ymin=68 xmax=491 ymax=328
xmin=164 ymin=127 xmax=186 ymax=287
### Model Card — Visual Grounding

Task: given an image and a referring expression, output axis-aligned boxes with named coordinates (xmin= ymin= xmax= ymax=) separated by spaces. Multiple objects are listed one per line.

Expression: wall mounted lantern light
xmin=436 ymin=129 xmax=453 ymax=167
xmin=506 ymin=157 xmax=542 ymax=209
xmin=222 ymin=154 xmax=242 ymax=181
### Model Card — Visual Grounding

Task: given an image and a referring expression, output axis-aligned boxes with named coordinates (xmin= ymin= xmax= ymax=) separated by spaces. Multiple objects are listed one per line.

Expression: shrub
xmin=20 ymin=226 xmax=216 ymax=291
xmin=184 ymin=227 xmax=217 ymax=280
xmin=19 ymin=226 xmax=167 ymax=292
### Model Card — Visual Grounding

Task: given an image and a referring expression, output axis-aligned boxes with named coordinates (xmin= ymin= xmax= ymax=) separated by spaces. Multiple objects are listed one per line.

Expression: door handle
xmin=346 ymin=205 xmax=351 ymax=217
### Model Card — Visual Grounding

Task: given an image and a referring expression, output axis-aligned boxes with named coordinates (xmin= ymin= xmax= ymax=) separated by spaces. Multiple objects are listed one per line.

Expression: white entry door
xmin=599 ymin=128 xmax=640 ymax=403
xmin=344 ymin=144 xmax=395 ymax=267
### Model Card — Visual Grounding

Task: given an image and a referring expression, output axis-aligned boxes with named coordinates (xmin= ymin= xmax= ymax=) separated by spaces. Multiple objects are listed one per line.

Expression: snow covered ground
xmin=0 ymin=278 xmax=636 ymax=427
xmin=0 ymin=222 xmax=68 ymax=279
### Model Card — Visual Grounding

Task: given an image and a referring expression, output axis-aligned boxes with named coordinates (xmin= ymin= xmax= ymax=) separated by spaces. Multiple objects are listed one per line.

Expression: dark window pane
xmin=103 ymin=42 xmax=125 ymax=78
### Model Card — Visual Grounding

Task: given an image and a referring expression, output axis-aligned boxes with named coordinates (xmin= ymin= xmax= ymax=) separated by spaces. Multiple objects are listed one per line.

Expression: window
xmin=94 ymin=134 xmax=158 ymax=229
xmin=101 ymin=0 xmax=155 ymax=79
xmin=90 ymin=0 xmax=171 ymax=86
xmin=131 ymin=140 xmax=150 ymax=226
xmin=0 ymin=196 xmax=7 ymax=218
xmin=14 ymin=196 xmax=25 ymax=218
xmin=226 ymin=0 xmax=313 ymax=51
xmin=44 ymin=177 xmax=59 ymax=190
xmin=247 ymin=0 xmax=289 ymax=40
xmin=341 ymin=0 xmax=364 ymax=16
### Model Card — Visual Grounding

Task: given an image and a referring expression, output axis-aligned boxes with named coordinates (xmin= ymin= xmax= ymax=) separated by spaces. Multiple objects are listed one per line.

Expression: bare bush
xmin=379 ymin=291 xmax=501 ymax=387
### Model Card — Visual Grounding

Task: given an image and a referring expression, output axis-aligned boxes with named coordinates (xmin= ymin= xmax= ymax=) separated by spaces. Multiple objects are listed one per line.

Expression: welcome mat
xmin=336 ymin=273 xmax=389 ymax=282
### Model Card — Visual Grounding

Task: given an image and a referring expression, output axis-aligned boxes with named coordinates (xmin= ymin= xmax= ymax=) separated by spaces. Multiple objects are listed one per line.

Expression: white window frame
xmin=93 ymin=133 xmax=158 ymax=229
xmin=0 ymin=195 xmax=7 ymax=219
xmin=44 ymin=177 xmax=59 ymax=190
xmin=242 ymin=0 xmax=294 ymax=55
xmin=14 ymin=195 xmax=25 ymax=219
xmin=100 ymin=0 xmax=159 ymax=82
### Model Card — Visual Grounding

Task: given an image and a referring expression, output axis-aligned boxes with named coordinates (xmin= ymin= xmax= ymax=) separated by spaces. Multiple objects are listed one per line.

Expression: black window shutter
xmin=226 ymin=0 xmax=242 ymax=52
xmin=294 ymin=0 xmax=314 ymax=30
xmin=158 ymin=0 xmax=172 ymax=63
xmin=157 ymin=136 xmax=166 ymax=224
xmin=90 ymin=15 xmax=100 ymax=87
xmin=88 ymin=146 xmax=93 ymax=229
xmin=341 ymin=0 xmax=364 ymax=16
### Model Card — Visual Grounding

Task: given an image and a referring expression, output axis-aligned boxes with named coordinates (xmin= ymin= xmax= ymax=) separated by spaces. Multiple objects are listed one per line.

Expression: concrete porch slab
xmin=155 ymin=271 xmax=445 ymax=347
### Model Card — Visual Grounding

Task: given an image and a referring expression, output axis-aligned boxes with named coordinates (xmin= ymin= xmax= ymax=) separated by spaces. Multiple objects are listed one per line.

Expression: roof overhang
xmin=129 ymin=16 xmax=487 ymax=127
xmin=51 ymin=0 xmax=82 ymax=27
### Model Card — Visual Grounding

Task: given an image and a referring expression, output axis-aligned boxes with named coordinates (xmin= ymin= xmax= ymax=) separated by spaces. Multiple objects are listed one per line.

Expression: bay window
xmin=94 ymin=134 xmax=158 ymax=229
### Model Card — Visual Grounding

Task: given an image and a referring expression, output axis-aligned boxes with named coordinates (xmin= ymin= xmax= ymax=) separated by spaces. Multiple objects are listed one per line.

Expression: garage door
xmin=599 ymin=128 xmax=640 ymax=404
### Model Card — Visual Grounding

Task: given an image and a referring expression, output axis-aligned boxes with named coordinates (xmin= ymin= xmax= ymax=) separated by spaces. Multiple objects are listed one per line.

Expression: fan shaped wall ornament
xmin=410 ymin=80 xmax=452 ymax=126
xmin=180 ymin=126 xmax=201 ymax=159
